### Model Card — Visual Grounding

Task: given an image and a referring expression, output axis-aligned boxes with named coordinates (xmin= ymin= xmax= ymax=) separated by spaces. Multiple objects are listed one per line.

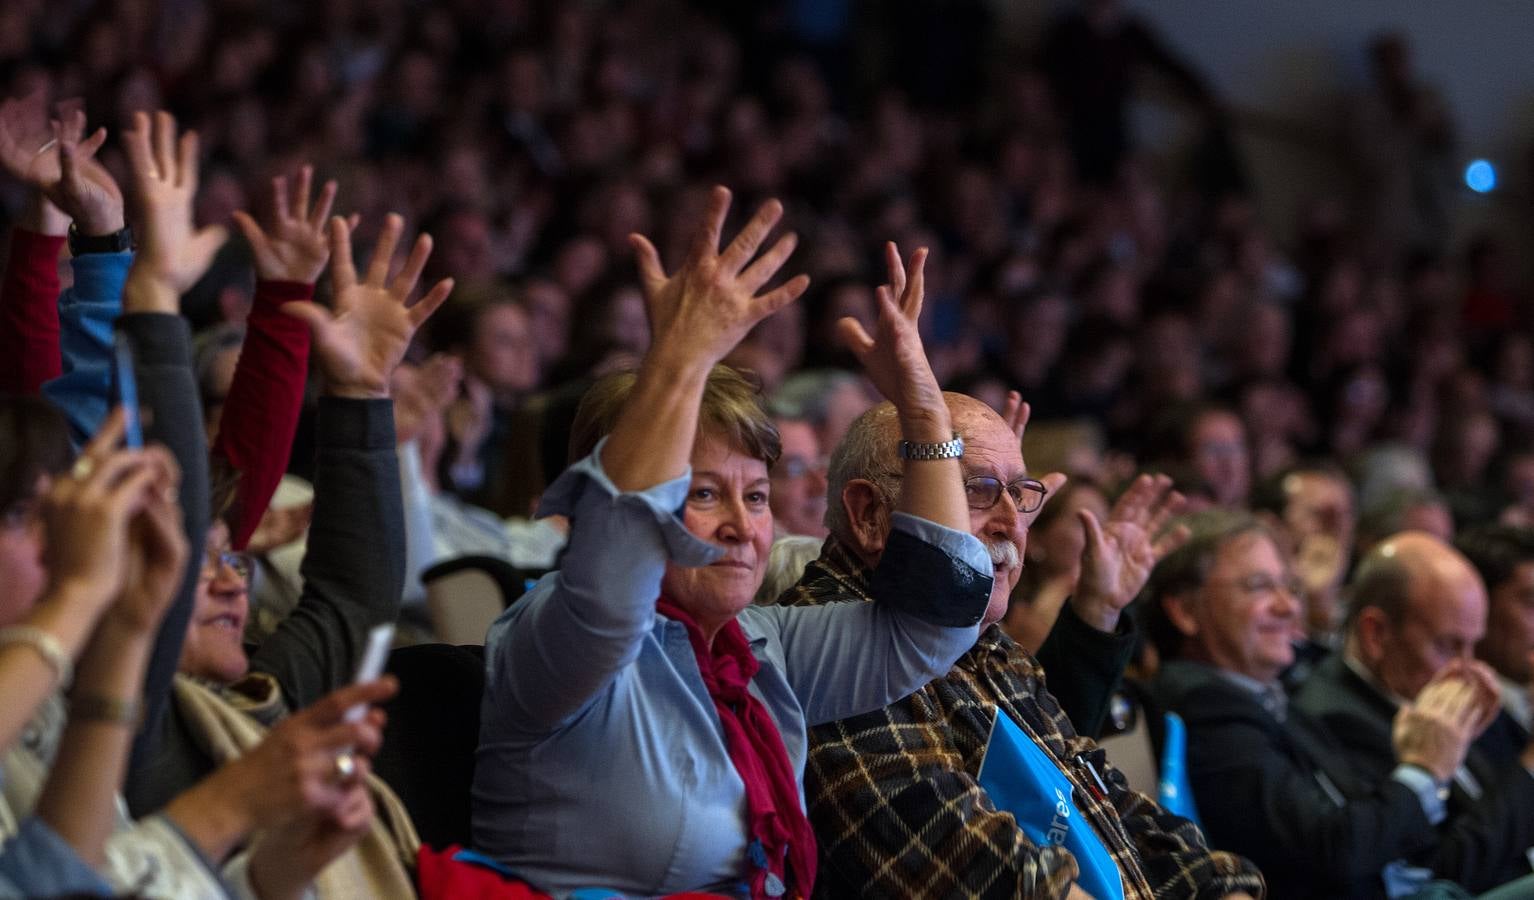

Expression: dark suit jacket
xmin=1153 ymin=660 xmax=1441 ymax=900
xmin=1477 ymin=706 xmax=1532 ymax=770
xmin=1293 ymin=654 xmax=1534 ymax=892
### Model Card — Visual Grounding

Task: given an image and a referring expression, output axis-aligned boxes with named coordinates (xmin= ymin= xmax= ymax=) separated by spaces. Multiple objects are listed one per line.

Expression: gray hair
xmin=824 ymin=402 xmax=900 ymax=541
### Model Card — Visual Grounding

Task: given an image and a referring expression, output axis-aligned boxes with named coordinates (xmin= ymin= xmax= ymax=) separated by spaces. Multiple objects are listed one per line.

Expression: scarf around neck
xmin=655 ymin=598 xmax=816 ymax=900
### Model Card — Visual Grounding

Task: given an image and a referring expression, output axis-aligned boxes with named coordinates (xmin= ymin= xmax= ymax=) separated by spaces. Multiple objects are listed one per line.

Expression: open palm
xmin=1077 ymin=474 xmax=1189 ymax=618
xmin=231 ymin=165 xmax=339 ymax=283
xmin=283 ymin=215 xmax=453 ymax=398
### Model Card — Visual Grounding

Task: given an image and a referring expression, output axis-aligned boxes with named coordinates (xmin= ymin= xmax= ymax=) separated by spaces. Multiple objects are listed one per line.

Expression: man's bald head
xmin=824 ymin=393 xmax=1008 ymax=543
xmin=1348 ymin=531 xmax=1488 ymax=700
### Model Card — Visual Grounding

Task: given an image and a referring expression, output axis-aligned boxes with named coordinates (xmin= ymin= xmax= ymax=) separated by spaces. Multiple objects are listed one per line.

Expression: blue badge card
xmin=977 ymin=708 xmax=1126 ymax=900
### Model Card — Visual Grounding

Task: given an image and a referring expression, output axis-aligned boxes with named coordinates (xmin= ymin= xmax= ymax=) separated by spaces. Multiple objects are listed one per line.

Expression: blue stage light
xmin=1465 ymin=159 xmax=1497 ymax=193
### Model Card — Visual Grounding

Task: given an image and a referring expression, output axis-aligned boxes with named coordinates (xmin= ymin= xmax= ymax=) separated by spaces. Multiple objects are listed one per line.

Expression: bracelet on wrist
xmin=0 ymin=625 xmax=72 ymax=690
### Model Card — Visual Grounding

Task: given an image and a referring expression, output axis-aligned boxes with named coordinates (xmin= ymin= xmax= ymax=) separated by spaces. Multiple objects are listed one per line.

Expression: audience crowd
xmin=1 ymin=0 xmax=1533 ymax=897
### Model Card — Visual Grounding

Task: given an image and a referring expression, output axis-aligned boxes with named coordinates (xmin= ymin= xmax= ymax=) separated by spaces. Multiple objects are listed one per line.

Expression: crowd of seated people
xmin=1 ymin=0 xmax=1534 ymax=897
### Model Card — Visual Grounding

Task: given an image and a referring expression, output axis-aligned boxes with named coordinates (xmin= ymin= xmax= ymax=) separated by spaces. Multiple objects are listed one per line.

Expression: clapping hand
xmin=121 ymin=110 xmax=228 ymax=310
xmin=1073 ymin=474 xmax=1189 ymax=633
xmin=628 ymin=185 xmax=809 ymax=370
xmin=1395 ymin=667 xmax=1489 ymax=782
xmin=281 ymin=215 xmax=454 ymax=399
xmin=231 ymin=165 xmax=340 ymax=285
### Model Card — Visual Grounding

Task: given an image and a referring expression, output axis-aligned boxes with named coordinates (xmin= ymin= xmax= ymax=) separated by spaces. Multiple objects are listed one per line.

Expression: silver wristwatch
xmin=898 ymin=433 xmax=964 ymax=460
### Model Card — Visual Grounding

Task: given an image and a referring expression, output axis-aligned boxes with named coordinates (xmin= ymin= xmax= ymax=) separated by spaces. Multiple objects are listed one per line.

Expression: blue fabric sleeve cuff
xmin=869 ymin=513 xmax=992 ymax=627
xmin=0 ymin=817 xmax=114 ymax=895
xmin=1391 ymin=764 xmax=1447 ymax=825
xmin=537 ymin=436 xmax=721 ymax=567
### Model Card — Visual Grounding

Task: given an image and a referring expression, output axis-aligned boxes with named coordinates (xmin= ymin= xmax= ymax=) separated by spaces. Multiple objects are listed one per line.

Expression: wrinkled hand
xmin=41 ymin=410 xmax=172 ymax=621
xmin=121 ymin=110 xmax=228 ymax=304
xmin=247 ymin=766 xmax=375 ymax=900
xmin=231 ymin=165 xmax=338 ymax=284
xmin=838 ymin=242 xmax=944 ymax=425
xmin=1073 ymin=474 xmax=1189 ymax=633
xmin=108 ymin=446 xmax=187 ymax=634
xmin=629 ymin=185 xmax=809 ymax=370
xmin=283 ymin=215 xmax=454 ymax=399
xmin=207 ymin=678 xmax=395 ymax=831
xmin=1394 ymin=671 xmax=1482 ymax=782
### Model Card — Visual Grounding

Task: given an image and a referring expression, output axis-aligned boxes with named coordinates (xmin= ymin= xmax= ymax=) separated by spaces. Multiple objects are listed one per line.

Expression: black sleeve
xmin=1033 ymin=602 xmax=1135 ymax=739
xmin=1169 ymin=679 xmax=1440 ymax=895
xmin=249 ymin=396 xmax=404 ymax=711
xmin=1431 ymin=765 xmax=1534 ymax=892
xmin=117 ymin=313 xmax=211 ymax=779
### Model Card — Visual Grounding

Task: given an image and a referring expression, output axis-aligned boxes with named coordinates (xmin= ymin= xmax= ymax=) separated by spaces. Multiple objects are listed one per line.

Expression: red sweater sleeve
xmin=214 ymin=279 xmax=314 ymax=549
xmin=0 ymin=229 xmax=66 ymax=395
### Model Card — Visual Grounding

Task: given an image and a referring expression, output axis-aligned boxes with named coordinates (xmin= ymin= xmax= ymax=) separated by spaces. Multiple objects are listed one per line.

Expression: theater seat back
xmin=423 ymin=555 xmax=534 ymax=645
xmin=376 ymin=643 xmax=486 ymax=849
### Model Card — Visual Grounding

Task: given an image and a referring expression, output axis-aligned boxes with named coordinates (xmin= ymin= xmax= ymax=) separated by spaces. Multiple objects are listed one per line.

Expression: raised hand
xmin=837 ymin=242 xmax=944 ymax=425
xmin=1073 ymin=474 xmax=1189 ymax=633
xmin=121 ymin=110 xmax=228 ymax=308
xmin=1000 ymin=390 xmax=1031 ymax=444
xmin=51 ymin=108 xmax=124 ymax=236
xmin=282 ymin=214 xmax=454 ymax=399
xmin=628 ymin=185 xmax=809 ymax=369
xmin=109 ymin=449 xmax=189 ymax=634
xmin=41 ymin=410 xmax=172 ymax=621
xmin=231 ymin=165 xmax=339 ymax=284
xmin=0 ymin=94 xmax=122 ymax=235
xmin=0 ymin=89 xmax=62 ymax=186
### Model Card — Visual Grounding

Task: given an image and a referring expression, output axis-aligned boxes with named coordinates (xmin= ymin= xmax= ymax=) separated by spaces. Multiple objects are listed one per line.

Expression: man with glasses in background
xmin=785 ymin=393 xmax=1262 ymax=899
xmin=768 ymin=412 xmax=830 ymax=539
xmin=1148 ymin=514 xmax=1526 ymax=899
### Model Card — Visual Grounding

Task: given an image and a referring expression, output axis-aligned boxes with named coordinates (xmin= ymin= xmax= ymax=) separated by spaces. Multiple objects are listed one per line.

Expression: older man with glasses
xmin=783 ymin=391 xmax=1262 ymax=899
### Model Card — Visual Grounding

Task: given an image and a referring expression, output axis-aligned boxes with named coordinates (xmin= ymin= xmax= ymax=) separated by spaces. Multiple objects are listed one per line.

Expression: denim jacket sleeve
xmin=484 ymin=438 xmax=720 ymax=735
xmin=743 ymin=512 xmax=991 ymax=726
xmin=41 ymin=250 xmax=132 ymax=444
xmin=0 ymin=817 xmax=113 ymax=898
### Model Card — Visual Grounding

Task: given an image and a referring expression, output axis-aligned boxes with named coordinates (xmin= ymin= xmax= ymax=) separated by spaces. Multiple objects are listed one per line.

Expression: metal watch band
xmin=898 ymin=433 xmax=964 ymax=461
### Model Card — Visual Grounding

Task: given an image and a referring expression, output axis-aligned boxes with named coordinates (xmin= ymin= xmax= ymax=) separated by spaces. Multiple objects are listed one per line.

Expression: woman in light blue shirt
xmin=474 ymin=190 xmax=994 ymax=898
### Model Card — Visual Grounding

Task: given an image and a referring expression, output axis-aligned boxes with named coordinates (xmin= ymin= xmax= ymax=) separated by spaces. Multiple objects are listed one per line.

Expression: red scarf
xmin=656 ymin=598 xmax=817 ymax=900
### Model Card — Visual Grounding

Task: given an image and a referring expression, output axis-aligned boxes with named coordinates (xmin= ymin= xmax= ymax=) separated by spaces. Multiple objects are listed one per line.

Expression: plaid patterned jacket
xmin=786 ymin=539 xmax=1265 ymax=900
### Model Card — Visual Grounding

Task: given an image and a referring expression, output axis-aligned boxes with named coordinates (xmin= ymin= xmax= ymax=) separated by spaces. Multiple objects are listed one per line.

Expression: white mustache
xmin=984 ymin=538 xmax=1020 ymax=572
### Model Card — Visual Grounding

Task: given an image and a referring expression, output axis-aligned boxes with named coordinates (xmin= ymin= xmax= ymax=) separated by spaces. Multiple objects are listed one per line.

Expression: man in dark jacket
xmin=1293 ymin=531 xmax=1534 ymax=893
xmin=1147 ymin=512 xmax=1506 ymax=899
